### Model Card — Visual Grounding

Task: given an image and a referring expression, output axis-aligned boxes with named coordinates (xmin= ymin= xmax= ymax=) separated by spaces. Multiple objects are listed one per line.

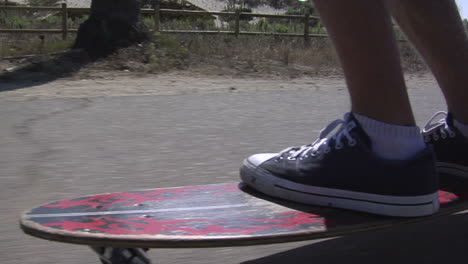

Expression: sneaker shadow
xmin=0 ymin=49 xmax=91 ymax=92
xmin=240 ymin=175 xmax=468 ymax=264
xmin=242 ymin=212 xmax=468 ymax=264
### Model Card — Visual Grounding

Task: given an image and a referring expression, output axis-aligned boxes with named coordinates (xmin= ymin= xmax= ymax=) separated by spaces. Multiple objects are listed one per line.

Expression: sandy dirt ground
xmin=0 ymin=72 xmax=340 ymax=100
xmin=0 ymin=67 xmax=436 ymax=102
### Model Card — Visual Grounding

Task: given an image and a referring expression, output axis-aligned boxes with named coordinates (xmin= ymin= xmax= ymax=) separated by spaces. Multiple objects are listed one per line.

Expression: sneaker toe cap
xmin=247 ymin=153 xmax=277 ymax=167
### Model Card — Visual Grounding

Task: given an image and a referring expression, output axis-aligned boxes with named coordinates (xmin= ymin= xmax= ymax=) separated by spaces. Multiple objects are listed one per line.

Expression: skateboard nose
xmin=247 ymin=153 xmax=277 ymax=166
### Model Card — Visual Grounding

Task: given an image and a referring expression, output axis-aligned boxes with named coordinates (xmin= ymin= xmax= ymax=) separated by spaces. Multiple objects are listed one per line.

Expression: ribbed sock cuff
xmin=353 ymin=113 xmax=422 ymax=137
xmin=353 ymin=112 xmax=425 ymax=160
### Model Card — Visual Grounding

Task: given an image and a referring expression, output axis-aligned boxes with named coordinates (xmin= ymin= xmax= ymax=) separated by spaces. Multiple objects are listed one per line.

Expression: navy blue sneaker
xmin=240 ymin=113 xmax=439 ymax=217
xmin=422 ymin=111 xmax=468 ymax=178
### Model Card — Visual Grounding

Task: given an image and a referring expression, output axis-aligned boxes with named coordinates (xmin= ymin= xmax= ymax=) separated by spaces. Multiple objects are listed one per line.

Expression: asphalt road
xmin=2 ymin=78 xmax=468 ymax=264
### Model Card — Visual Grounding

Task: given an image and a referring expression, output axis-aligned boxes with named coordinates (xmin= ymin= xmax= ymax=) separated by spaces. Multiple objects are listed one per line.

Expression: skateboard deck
xmin=21 ymin=176 xmax=468 ymax=249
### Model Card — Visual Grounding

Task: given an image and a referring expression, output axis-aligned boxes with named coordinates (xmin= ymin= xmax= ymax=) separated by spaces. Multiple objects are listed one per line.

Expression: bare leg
xmin=386 ymin=0 xmax=468 ymax=124
xmin=313 ymin=0 xmax=415 ymax=126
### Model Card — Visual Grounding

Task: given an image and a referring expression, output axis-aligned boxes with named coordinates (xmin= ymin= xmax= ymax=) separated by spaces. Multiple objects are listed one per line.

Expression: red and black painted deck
xmin=20 ymin=177 xmax=468 ymax=263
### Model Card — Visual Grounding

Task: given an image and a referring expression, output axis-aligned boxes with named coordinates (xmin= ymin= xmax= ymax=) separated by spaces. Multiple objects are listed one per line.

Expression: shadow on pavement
xmin=243 ymin=212 xmax=468 ymax=264
xmin=0 ymin=49 xmax=91 ymax=92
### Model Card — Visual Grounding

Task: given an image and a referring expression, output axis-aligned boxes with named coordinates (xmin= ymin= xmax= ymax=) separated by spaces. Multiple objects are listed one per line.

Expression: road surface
xmin=2 ymin=73 xmax=468 ymax=264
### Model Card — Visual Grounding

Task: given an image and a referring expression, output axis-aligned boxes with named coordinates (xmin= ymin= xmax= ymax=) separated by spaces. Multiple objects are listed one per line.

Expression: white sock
xmin=354 ymin=113 xmax=426 ymax=160
xmin=454 ymin=119 xmax=468 ymax=138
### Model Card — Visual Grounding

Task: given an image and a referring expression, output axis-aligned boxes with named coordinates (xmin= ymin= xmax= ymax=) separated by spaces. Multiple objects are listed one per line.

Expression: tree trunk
xmin=74 ymin=0 xmax=151 ymax=56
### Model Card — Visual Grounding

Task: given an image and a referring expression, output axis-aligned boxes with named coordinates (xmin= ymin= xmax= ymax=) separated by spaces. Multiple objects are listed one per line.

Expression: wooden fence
xmin=0 ymin=3 xmax=327 ymax=41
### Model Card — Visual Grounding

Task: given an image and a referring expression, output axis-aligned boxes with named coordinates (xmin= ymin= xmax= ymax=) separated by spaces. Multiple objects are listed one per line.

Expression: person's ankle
xmin=454 ymin=119 xmax=468 ymax=139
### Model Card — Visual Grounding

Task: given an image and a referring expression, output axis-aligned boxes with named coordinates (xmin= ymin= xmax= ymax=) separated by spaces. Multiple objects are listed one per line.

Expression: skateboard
xmin=20 ymin=175 xmax=468 ymax=264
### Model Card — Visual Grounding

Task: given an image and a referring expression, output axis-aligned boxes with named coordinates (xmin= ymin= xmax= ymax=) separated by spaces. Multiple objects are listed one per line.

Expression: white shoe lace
xmin=278 ymin=113 xmax=357 ymax=160
xmin=422 ymin=111 xmax=456 ymax=142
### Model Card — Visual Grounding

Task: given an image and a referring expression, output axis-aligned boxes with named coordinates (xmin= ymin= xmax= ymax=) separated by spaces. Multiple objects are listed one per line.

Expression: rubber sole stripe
xmin=274 ymin=185 xmax=435 ymax=207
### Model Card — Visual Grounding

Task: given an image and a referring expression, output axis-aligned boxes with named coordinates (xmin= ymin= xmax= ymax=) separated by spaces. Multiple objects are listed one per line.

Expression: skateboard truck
xmin=90 ymin=246 xmax=153 ymax=264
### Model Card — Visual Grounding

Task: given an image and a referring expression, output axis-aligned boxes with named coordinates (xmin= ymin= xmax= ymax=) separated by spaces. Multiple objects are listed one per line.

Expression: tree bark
xmin=74 ymin=0 xmax=151 ymax=56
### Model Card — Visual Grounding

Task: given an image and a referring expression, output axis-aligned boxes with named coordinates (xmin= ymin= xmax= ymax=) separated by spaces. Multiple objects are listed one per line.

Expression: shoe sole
xmin=438 ymin=162 xmax=468 ymax=178
xmin=240 ymin=159 xmax=439 ymax=217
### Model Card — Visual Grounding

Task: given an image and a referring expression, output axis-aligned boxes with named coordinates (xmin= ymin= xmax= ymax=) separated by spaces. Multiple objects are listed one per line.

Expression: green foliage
xmin=221 ymin=0 xmax=315 ymax=14
xmin=222 ymin=6 xmax=253 ymax=13
xmin=154 ymin=16 xmax=217 ymax=31
xmin=154 ymin=34 xmax=188 ymax=56
xmin=285 ymin=7 xmax=303 ymax=16
xmin=146 ymin=42 xmax=157 ymax=64
xmin=40 ymin=39 xmax=74 ymax=53
xmin=145 ymin=10 xmax=309 ymax=35
xmin=285 ymin=5 xmax=314 ymax=16
xmin=239 ymin=7 xmax=253 ymax=13
xmin=221 ymin=4 xmax=254 ymax=22
xmin=0 ymin=0 xmax=317 ymax=58
xmin=256 ymin=18 xmax=268 ymax=32
xmin=1 ymin=14 xmax=31 ymax=28
xmin=273 ymin=23 xmax=289 ymax=33
xmin=0 ymin=36 xmax=74 ymax=57
xmin=267 ymin=0 xmax=313 ymax=10
xmin=27 ymin=0 xmax=62 ymax=6
xmin=43 ymin=14 xmax=61 ymax=24
xmin=139 ymin=0 xmax=190 ymax=9
xmin=0 ymin=46 xmax=20 ymax=57
xmin=141 ymin=34 xmax=189 ymax=72
xmin=232 ymin=0 xmax=296 ymax=9
xmin=144 ymin=16 xmax=155 ymax=29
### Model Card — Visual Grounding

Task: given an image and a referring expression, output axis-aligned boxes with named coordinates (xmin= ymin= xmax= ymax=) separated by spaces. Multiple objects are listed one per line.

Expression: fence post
xmin=303 ymin=12 xmax=310 ymax=45
xmin=153 ymin=0 xmax=160 ymax=32
xmin=61 ymin=3 xmax=68 ymax=40
xmin=234 ymin=9 xmax=240 ymax=38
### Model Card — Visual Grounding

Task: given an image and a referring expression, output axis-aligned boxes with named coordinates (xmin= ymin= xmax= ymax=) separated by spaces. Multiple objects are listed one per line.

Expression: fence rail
xmin=0 ymin=3 xmax=326 ymax=40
